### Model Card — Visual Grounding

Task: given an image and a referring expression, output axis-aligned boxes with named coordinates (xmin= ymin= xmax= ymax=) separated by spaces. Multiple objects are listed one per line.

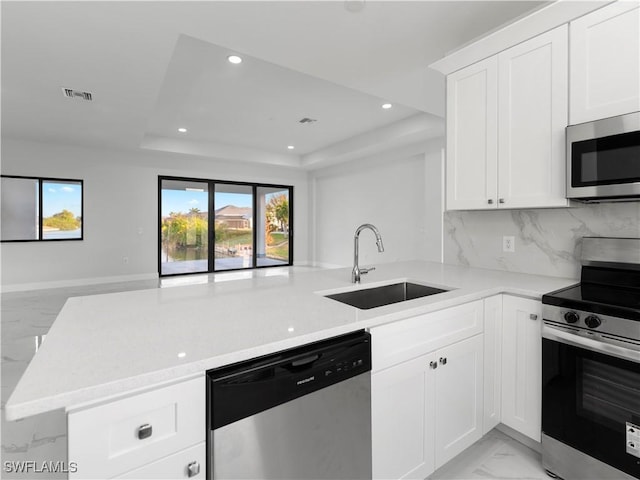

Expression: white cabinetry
xmin=68 ymin=376 xmax=205 ymax=479
xmin=446 ymin=26 xmax=569 ymax=210
xmin=483 ymin=295 xmax=503 ymax=435
xmin=372 ymin=353 xmax=434 ymax=480
xmin=434 ymin=334 xmax=484 ymax=469
xmin=570 ymin=1 xmax=640 ymax=124
xmin=371 ymin=301 xmax=484 ymax=480
xmin=501 ymin=295 xmax=542 ymax=442
xmin=446 ymin=57 xmax=498 ymax=210
xmin=117 ymin=443 xmax=205 ymax=479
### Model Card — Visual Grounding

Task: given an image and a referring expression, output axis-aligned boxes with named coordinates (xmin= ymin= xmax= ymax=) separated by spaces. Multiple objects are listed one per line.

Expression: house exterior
xmin=214 ymin=205 xmax=252 ymax=229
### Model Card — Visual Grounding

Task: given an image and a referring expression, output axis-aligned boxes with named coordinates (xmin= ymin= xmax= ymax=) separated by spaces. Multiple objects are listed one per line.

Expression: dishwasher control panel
xmin=208 ymin=330 xmax=371 ymax=430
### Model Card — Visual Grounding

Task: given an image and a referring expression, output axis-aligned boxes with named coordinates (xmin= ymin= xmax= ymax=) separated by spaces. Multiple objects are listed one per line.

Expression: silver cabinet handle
xmin=530 ymin=313 xmax=538 ymax=320
xmin=429 ymin=361 xmax=438 ymax=369
xmin=137 ymin=424 xmax=152 ymax=440
xmin=487 ymin=199 xmax=494 ymax=204
xmin=187 ymin=461 xmax=200 ymax=478
xmin=499 ymin=198 xmax=505 ymax=204
xmin=439 ymin=357 xmax=447 ymax=365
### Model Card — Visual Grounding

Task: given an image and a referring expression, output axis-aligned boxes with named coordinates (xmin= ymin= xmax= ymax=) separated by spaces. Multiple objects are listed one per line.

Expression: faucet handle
xmin=360 ymin=267 xmax=375 ymax=275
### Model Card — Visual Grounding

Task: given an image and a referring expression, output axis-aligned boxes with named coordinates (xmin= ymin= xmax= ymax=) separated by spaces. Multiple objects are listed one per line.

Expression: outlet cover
xmin=503 ymin=236 xmax=515 ymax=253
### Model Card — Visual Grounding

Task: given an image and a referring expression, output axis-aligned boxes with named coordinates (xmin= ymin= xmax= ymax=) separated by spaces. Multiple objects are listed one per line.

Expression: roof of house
xmin=214 ymin=205 xmax=252 ymax=218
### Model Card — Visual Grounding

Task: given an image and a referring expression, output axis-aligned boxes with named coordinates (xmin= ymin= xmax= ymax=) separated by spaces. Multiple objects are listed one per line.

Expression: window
xmin=159 ymin=177 xmax=292 ymax=276
xmin=1 ymin=176 xmax=83 ymax=242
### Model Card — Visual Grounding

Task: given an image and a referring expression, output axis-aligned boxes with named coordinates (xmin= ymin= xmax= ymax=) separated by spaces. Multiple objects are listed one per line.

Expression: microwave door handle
xmin=542 ymin=325 xmax=640 ymax=363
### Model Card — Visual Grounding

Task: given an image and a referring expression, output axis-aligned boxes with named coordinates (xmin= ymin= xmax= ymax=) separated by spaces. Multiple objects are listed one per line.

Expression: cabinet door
xmin=570 ymin=1 xmax=640 ymax=124
xmin=446 ymin=57 xmax=498 ymax=210
xmin=483 ymin=295 xmax=503 ymax=435
xmin=434 ymin=334 xmax=484 ymax=469
xmin=372 ymin=355 xmax=435 ymax=480
xmin=501 ymin=296 xmax=542 ymax=442
xmin=497 ymin=25 xmax=569 ymax=209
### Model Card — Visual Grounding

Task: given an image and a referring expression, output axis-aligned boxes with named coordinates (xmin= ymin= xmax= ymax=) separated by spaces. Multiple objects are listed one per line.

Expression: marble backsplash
xmin=443 ymin=202 xmax=640 ymax=279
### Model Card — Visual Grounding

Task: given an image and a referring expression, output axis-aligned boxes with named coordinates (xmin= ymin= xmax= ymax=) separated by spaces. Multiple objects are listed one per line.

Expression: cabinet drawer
xmin=117 ymin=442 xmax=205 ymax=479
xmin=68 ymin=376 xmax=205 ymax=479
xmin=370 ymin=300 xmax=483 ymax=372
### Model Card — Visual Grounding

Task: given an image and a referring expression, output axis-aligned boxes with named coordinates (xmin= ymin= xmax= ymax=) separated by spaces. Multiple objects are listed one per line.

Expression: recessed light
xmin=227 ymin=55 xmax=243 ymax=64
xmin=178 ymin=127 xmax=187 ymax=133
xmin=382 ymin=103 xmax=393 ymax=109
xmin=287 ymin=145 xmax=295 ymax=150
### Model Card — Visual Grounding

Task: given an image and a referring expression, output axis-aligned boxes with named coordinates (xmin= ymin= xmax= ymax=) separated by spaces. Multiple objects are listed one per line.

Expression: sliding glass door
xmin=160 ymin=178 xmax=210 ymax=275
xmin=159 ymin=176 xmax=292 ymax=277
xmin=214 ymin=183 xmax=254 ymax=271
xmin=256 ymin=186 xmax=290 ymax=267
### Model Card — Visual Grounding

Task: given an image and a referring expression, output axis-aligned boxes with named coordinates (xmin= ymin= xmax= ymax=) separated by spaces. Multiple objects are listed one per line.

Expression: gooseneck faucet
xmin=352 ymin=223 xmax=384 ymax=283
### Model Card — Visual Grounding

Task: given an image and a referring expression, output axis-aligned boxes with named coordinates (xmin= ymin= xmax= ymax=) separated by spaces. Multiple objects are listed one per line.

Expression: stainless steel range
xmin=541 ymin=237 xmax=640 ymax=480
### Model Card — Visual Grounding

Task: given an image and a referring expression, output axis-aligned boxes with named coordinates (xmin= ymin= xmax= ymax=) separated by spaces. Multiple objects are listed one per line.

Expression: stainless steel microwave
xmin=566 ymin=111 xmax=640 ymax=202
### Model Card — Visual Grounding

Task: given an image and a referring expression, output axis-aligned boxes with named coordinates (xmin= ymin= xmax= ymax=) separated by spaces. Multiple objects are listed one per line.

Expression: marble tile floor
xmin=2 ymin=277 xmax=548 ymax=480
xmin=430 ymin=429 xmax=549 ymax=480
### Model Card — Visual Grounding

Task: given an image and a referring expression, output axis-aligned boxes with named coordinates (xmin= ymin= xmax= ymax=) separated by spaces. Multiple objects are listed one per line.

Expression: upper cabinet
xmin=569 ymin=1 xmax=640 ymax=125
xmin=446 ymin=26 xmax=569 ymax=211
xmin=446 ymin=57 xmax=498 ymax=210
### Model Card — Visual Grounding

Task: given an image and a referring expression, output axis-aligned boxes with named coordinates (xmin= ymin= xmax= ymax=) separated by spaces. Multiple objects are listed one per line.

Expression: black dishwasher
xmin=206 ymin=330 xmax=372 ymax=480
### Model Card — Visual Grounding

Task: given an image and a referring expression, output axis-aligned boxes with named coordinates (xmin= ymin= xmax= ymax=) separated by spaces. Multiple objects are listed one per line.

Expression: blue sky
xmin=42 ymin=181 xmax=82 ymax=217
xmin=161 ymin=190 xmax=252 ymax=217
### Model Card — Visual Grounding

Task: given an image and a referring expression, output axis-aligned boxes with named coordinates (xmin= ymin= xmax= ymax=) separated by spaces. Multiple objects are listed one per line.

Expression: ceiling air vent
xmin=62 ymin=88 xmax=93 ymax=101
xmin=299 ymin=117 xmax=317 ymax=124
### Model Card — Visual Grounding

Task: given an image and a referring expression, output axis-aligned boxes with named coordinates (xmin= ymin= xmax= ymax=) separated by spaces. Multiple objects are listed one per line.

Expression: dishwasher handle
xmin=287 ymin=354 xmax=321 ymax=369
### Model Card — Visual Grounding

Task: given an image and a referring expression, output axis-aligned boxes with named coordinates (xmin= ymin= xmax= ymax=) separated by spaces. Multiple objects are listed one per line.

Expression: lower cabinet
xmin=67 ymin=376 xmax=205 ymax=479
xmin=372 ymin=333 xmax=484 ymax=480
xmin=501 ymin=295 xmax=543 ymax=442
xmin=482 ymin=294 xmax=503 ymax=435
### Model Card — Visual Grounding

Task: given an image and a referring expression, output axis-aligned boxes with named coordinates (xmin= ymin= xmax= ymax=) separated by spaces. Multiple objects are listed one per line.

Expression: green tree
xmin=266 ymin=194 xmax=289 ymax=234
xmin=43 ymin=209 xmax=80 ymax=230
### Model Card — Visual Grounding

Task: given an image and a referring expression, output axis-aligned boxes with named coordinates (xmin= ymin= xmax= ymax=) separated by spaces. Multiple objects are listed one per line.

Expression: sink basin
xmin=325 ymin=282 xmax=449 ymax=310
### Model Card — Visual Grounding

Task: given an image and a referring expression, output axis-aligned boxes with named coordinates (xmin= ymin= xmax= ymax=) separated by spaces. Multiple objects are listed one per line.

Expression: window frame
xmin=0 ymin=174 xmax=84 ymax=243
xmin=158 ymin=175 xmax=294 ymax=277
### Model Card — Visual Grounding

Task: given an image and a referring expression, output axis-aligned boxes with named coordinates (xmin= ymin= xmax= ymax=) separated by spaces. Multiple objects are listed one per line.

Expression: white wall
xmin=0 ymin=138 xmax=310 ymax=290
xmin=310 ymin=138 xmax=444 ymax=269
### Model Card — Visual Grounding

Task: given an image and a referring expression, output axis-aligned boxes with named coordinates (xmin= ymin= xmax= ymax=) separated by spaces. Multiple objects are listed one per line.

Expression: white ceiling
xmin=1 ymin=1 xmax=546 ymax=169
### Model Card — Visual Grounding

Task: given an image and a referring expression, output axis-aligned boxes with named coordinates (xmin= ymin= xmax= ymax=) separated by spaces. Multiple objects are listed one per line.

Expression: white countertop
xmin=5 ymin=261 xmax=576 ymax=421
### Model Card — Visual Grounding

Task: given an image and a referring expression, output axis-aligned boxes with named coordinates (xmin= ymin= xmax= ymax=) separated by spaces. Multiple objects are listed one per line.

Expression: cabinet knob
xmin=429 ymin=361 xmax=438 ymax=369
xmin=439 ymin=357 xmax=447 ymax=365
xmin=187 ymin=461 xmax=200 ymax=478
xmin=499 ymin=198 xmax=505 ymax=204
xmin=137 ymin=424 xmax=152 ymax=440
xmin=530 ymin=314 xmax=538 ymax=320
xmin=487 ymin=199 xmax=494 ymax=205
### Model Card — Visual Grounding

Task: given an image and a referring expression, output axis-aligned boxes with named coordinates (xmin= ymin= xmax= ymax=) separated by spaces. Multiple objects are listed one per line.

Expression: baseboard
xmin=0 ymin=272 xmax=159 ymax=293
xmin=496 ymin=423 xmax=542 ymax=454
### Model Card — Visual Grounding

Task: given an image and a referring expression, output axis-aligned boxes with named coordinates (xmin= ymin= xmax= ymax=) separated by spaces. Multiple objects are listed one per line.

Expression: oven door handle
xmin=542 ymin=324 xmax=640 ymax=363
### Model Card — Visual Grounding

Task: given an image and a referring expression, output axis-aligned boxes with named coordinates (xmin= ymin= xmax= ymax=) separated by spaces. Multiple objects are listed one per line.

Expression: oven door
xmin=542 ymin=325 xmax=640 ymax=478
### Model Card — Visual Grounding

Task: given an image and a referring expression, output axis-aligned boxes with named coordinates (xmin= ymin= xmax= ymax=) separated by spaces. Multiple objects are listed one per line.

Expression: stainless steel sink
xmin=325 ymin=282 xmax=449 ymax=310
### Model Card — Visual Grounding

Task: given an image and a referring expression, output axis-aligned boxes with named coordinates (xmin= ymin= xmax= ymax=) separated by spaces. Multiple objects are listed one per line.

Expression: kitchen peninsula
xmin=6 ymin=261 xmax=574 ymax=420
xmin=5 ymin=261 xmax=576 ymax=478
